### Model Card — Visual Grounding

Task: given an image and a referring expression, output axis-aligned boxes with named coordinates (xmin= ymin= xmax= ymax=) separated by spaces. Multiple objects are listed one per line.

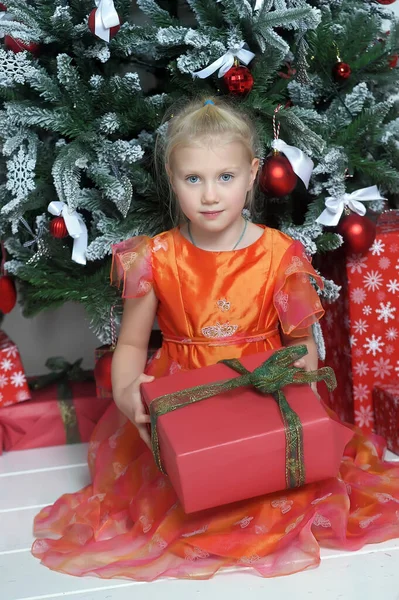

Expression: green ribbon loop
xmin=150 ymin=345 xmax=336 ymax=489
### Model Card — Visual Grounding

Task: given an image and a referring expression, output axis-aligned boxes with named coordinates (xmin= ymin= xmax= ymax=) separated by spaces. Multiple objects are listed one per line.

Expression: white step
xmin=1 ymin=443 xmax=398 ymax=600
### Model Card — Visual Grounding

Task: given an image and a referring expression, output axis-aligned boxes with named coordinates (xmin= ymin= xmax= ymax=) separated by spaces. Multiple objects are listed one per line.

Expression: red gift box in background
xmin=95 ymin=330 xmax=163 ymax=398
xmin=319 ymin=211 xmax=399 ymax=433
xmin=0 ymin=379 xmax=111 ymax=454
xmin=141 ymin=350 xmax=353 ymax=514
xmin=0 ymin=330 xmax=31 ymax=408
xmin=373 ymin=384 xmax=399 ymax=455
xmin=94 ymin=345 xmax=113 ymax=399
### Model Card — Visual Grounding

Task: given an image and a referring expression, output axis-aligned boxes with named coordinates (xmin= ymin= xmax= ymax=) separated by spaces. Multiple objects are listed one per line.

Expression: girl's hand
xmin=292 ymin=357 xmax=320 ymax=399
xmin=283 ymin=334 xmax=320 ymax=399
xmin=114 ymin=373 xmax=155 ymax=447
xmin=293 ymin=356 xmax=311 ymax=371
xmin=293 ymin=356 xmax=321 ymax=400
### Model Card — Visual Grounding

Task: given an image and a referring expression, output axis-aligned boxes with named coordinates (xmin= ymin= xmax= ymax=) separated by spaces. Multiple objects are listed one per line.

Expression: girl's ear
xmin=248 ymin=158 xmax=260 ymax=190
xmin=166 ymin=163 xmax=176 ymax=193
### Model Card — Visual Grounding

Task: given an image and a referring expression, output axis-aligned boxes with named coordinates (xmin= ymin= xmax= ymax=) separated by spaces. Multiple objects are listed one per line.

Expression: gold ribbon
xmin=149 ymin=345 xmax=336 ymax=489
xmin=57 ymin=398 xmax=81 ymax=444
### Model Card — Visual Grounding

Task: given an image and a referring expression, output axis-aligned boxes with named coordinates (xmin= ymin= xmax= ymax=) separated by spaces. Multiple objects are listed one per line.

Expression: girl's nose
xmin=202 ymin=182 xmax=218 ymax=204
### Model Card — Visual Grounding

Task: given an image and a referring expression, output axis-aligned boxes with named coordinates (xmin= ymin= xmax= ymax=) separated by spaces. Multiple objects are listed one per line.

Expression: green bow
xmin=29 ymin=357 xmax=94 ymax=444
xmin=150 ymin=345 xmax=336 ymax=489
xmin=29 ymin=357 xmax=93 ymax=392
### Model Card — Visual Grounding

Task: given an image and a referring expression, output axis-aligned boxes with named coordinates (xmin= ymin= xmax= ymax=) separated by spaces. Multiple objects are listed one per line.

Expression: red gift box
xmin=95 ymin=330 xmax=163 ymax=399
xmin=373 ymin=384 xmax=399 ymax=455
xmin=141 ymin=350 xmax=353 ymax=514
xmin=320 ymin=211 xmax=399 ymax=433
xmin=94 ymin=345 xmax=113 ymax=399
xmin=0 ymin=330 xmax=31 ymax=408
xmin=0 ymin=379 xmax=111 ymax=454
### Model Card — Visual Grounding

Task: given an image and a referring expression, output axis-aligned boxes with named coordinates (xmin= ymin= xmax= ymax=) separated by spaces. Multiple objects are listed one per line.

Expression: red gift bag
xmin=0 ymin=330 xmax=31 ymax=408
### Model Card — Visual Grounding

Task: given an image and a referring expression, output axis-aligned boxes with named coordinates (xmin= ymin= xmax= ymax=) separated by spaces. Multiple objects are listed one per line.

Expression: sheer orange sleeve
xmin=273 ymin=240 xmax=324 ymax=337
xmin=110 ymin=236 xmax=153 ymax=298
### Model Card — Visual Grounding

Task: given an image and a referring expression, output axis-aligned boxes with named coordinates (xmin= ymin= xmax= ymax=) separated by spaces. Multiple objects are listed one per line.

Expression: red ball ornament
xmin=88 ymin=8 xmax=121 ymax=40
xmin=337 ymin=213 xmax=376 ymax=255
xmin=259 ymin=153 xmax=297 ymax=197
xmin=223 ymin=65 xmax=254 ymax=97
xmin=375 ymin=0 xmax=397 ymax=4
xmin=4 ymin=35 xmax=40 ymax=54
xmin=332 ymin=61 xmax=351 ymax=82
xmin=0 ymin=3 xmax=7 ymax=10
xmin=49 ymin=216 xmax=68 ymax=239
xmin=0 ymin=275 xmax=17 ymax=314
xmin=389 ymin=54 xmax=398 ymax=68
xmin=94 ymin=351 xmax=114 ymax=393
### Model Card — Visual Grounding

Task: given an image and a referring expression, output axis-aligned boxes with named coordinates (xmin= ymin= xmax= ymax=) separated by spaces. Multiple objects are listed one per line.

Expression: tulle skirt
xmin=32 ymin=398 xmax=399 ymax=581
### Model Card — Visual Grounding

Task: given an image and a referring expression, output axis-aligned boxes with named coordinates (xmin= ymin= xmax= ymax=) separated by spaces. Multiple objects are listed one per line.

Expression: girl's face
xmin=167 ymin=138 xmax=259 ymax=234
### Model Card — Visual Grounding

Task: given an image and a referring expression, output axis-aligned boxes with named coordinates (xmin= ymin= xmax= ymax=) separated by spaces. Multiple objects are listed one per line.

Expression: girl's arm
xmin=111 ymin=289 xmax=158 ymax=445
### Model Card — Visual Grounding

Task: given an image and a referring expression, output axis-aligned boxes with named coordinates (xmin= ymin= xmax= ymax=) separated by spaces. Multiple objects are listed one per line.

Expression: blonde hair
xmin=156 ymin=97 xmax=260 ymax=225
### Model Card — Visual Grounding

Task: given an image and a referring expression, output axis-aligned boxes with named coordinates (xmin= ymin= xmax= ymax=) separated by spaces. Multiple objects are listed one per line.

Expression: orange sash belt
xmin=163 ymin=329 xmax=279 ymax=348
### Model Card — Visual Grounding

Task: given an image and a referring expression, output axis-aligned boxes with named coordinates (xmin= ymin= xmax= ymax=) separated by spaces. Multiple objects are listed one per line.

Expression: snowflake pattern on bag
xmin=322 ymin=213 xmax=399 ymax=433
xmin=373 ymin=385 xmax=399 ymax=454
xmin=0 ymin=331 xmax=30 ymax=407
xmin=348 ymin=228 xmax=399 ymax=431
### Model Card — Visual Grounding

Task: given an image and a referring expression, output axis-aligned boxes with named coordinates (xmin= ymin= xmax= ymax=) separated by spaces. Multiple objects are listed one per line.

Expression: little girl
xmin=112 ymin=98 xmax=322 ymax=447
xmin=32 ymin=98 xmax=399 ymax=581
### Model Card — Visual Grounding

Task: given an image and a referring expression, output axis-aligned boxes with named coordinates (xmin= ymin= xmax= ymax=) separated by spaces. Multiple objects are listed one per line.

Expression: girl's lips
xmin=201 ymin=210 xmax=224 ymax=219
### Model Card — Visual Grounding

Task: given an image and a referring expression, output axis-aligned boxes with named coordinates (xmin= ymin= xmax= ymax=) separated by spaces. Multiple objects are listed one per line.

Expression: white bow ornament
xmin=48 ymin=201 xmax=88 ymax=265
xmin=93 ymin=0 xmax=120 ymax=42
xmin=316 ymin=185 xmax=385 ymax=227
xmin=271 ymin=139 xmax=314 ymax=189
xmin=193 ymin=41 xmax=255 ymax=79
xmin=0 ymin=8 xmax=12 ymax=39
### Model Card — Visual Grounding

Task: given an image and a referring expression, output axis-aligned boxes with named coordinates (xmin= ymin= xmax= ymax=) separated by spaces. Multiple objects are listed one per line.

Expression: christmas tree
xmin=0 ymin=0 xmax=398 ymax=342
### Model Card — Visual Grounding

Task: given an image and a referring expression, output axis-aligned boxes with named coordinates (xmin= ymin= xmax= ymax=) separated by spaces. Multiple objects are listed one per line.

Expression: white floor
xmin=1 ymin=445 xmax=399 ymax=600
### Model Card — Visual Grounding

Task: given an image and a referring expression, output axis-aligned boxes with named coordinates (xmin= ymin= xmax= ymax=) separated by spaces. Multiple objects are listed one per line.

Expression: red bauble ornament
xmin=223 ymin=65 xmax=254 ymax=97
xmin=259 ymin=153 xmax=297 ymax=197
xmin=4 ymin=35 xmax=40 ymax=54
xmin=337 ymin=213 xmax=376 ymax=254
xmin=0 ymin=275 xmax=17 ymax=314
xmin=0 ymin=3 xmax=7 ymax=10
xmin=375 ymin=0 xmax=397 ymax=4
xmin=49 ymin=216 xmax=68 ymax=239
xmin=332 ymin=61 xmax=351 ymax=82
xmin=389 ymin=54 xmax=399 ymax=68
xmin=88 ymin=8 xmax=121 ymax=40
xmin=94 ymin=351 xmax=113 ymax=393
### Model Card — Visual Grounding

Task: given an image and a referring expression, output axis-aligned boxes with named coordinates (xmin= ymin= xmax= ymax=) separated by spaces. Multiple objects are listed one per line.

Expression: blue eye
xmin=187 ymin=175 xmax=199 ymax=184
xmin=220 ymin=173 xmax=233 ymax=182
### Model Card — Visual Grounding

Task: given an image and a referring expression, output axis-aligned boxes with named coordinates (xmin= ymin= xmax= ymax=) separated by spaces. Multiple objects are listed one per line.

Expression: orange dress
xmin=32 ymin=226 xmax=399 ymax=581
